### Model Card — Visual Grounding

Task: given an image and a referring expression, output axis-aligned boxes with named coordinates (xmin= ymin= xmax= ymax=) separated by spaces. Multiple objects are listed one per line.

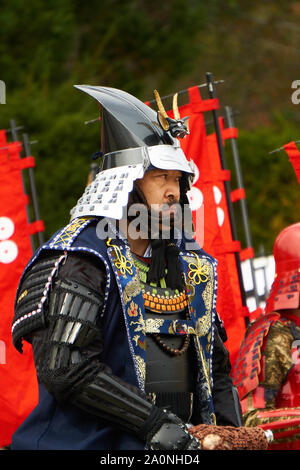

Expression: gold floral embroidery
xmin=188 ymin=252 xmax=210 ymax=285
xmin=107 ymin=238 xmax=133 ymax=276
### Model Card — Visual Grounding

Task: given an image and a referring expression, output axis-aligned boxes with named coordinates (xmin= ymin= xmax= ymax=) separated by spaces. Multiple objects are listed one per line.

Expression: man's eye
xmin=156 ymin=174 xmax=167 ymax=179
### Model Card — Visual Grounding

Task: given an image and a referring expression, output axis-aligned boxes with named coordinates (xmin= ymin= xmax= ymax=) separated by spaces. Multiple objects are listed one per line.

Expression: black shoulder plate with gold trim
xmin=12 ymin=253 xmax=64 ymax=352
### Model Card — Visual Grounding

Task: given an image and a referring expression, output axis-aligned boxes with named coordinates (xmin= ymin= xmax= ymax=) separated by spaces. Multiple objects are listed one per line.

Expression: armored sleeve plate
xmin=47 ymin=277 xmax=103 ymax=353
xmin=232 ymin=312 xmax=280 ymax=400
xmin=12 ymin=253 xmax=66 ymax=352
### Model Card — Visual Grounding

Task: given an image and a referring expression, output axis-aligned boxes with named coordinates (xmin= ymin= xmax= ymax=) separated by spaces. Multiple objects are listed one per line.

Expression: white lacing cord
xmin=264 ymin=429 xmax=274 ymax=443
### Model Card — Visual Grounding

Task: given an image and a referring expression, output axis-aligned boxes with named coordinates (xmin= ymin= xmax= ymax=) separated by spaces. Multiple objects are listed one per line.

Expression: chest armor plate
xmin=276 ymin=347 xmax=300 ymax=408
xmin=133 ymin=253 xmax=196 ymax=394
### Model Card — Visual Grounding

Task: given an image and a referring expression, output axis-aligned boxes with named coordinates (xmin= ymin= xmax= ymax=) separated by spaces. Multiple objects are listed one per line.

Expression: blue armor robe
xmin=11 ymin=217 xmax=218 ymax=450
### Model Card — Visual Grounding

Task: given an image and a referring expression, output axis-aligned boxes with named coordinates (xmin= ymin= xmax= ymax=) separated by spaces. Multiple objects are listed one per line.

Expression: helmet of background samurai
xmin=265 ymin=222 xmax=300 ymax=313
xmin=70 ymin=85 xmax=194 ymax=222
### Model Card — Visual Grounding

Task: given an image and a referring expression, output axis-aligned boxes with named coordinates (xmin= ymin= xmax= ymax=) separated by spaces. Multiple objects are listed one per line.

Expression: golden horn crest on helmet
xmin=154 ymin=89 xmax=189 ymax=139
xmin=172 ymin=92 xmax=180 ymax=120
xmin=154 ymin=89 xmax=169 ymax=131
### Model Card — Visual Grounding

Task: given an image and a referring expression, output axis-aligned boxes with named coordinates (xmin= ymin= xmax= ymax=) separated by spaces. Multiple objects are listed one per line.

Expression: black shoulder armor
xmin=12 ymin=252 xmax=66 ymax=353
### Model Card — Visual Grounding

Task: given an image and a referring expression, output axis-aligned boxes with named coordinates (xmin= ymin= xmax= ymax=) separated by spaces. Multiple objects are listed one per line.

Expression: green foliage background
xmin=0 ymin=0 xmax=299 ymax=253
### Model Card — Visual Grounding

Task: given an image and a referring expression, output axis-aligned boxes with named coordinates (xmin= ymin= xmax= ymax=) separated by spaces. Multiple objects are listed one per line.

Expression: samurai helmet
xmin=265 ymin=222 xmax=300 ymax=313
xmin=70 ymin=85 xmax=193 ymax=221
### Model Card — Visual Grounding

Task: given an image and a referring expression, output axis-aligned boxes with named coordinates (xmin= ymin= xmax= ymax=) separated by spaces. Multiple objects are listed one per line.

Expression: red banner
xmin=167 ymin=86 xmax=247 ymax=364
xmin=283 ymin=141 xmax=300 ymax=184
xmin=0 ymin=130 xmax=40 ymax=446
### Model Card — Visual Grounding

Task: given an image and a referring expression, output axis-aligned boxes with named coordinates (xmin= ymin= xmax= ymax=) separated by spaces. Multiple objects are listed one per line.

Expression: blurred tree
xmin=0 ymin=0 xmax=298 ymax=250
xmin=226 ymin=112 xmax=300 ymax=253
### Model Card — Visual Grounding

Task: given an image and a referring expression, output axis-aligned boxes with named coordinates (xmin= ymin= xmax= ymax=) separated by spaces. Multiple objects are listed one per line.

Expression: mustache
xmin=127 ymin=186 xmax=182 ymax=238
xmin=150 ymin=198 xmax=180 ymax=215
xmin=147 ymin=203 xmax=181 ymax=240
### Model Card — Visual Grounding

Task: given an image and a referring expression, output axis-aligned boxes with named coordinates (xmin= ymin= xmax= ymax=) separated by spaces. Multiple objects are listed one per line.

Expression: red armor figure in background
xmin=233 ymin=222 xmax=300 ymax=450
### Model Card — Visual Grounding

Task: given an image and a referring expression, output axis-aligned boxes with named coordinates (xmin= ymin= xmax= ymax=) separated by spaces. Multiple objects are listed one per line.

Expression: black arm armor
xmin=212 ymin=323 xmax=243 ymax=427
xmin=32 ymin=266 xmax=199 ymax=450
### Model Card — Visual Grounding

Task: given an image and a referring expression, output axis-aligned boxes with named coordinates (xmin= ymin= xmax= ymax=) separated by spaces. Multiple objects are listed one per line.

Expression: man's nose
xmin=165 ymin=181 xmax=180 ymax=200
